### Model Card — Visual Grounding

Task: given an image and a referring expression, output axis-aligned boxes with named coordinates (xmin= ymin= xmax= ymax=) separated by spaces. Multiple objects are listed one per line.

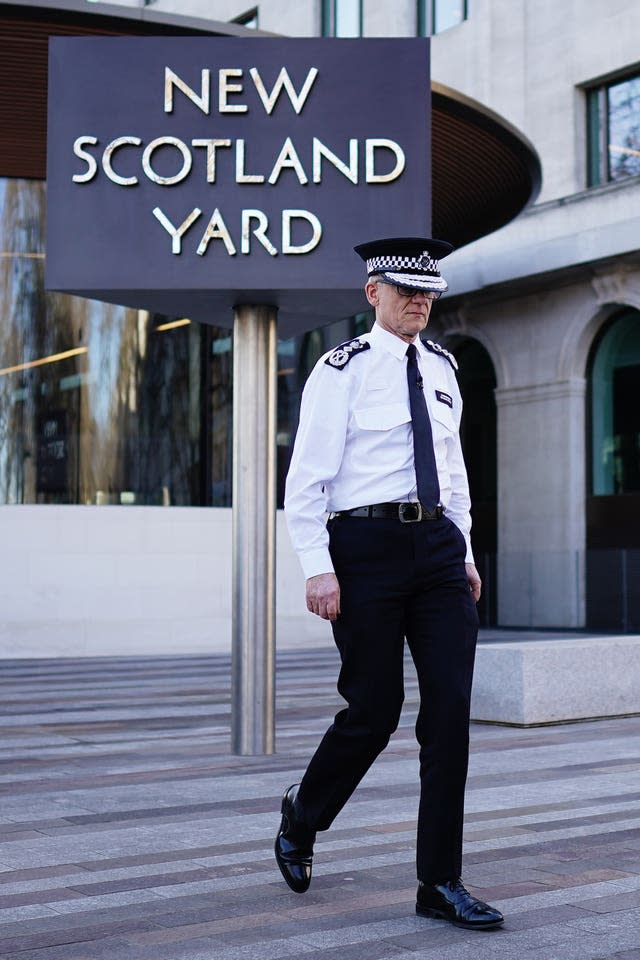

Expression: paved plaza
xmin=1 ymin=642 xmax=639 ymax=960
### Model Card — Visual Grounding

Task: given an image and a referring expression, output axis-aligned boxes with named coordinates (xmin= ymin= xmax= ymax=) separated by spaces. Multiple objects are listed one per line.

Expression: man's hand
xmin=306 ymin=572 xmax=341 ymax=621
xmin=465 ymin=563 xmax=482 ymax=603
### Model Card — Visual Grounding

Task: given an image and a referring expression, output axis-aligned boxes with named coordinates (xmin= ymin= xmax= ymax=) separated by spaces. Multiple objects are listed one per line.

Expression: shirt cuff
xmin=464 ymin=537 xmax=474 ymax=565
xmin=299 ymin=548 xmax=335 ymax=580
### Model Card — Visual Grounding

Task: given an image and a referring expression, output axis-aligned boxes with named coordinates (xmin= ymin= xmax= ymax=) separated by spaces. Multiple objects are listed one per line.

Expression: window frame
xmin=322 ymin=0 xmax=363 ymax=37
xmin=586 ymin=67 xmax=640 ymax=188
xmin=417 ymin=0 xmax=468 ymax=36
xmin=588 ymin=307 xmax=640 ymax=497
xmin=233 ymin=7 xmax=259 ymax=29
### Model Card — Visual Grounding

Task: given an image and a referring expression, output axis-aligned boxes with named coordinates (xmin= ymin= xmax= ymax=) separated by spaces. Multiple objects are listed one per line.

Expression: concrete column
xmin=231 ymin=304 xmax=277 ymax=755
xmin=495 ymin=377 xmax=586 ymax=627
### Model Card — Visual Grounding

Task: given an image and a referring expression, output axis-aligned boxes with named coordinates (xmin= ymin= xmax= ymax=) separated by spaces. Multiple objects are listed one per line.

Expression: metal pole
xmin=231 ymin=304 xmax=277 ymax=755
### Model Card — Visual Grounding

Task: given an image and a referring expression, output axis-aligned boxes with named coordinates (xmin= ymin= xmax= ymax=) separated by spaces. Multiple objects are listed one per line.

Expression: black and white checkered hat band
xmin=382 ymin=270 xmax=448 ymax=292
xmin=366 ymin=253 xmax=440 ymax=274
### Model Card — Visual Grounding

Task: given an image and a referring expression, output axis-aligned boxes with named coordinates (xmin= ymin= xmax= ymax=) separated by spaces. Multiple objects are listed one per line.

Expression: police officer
xmin=275 ymin=237 xmax=504 ymax=931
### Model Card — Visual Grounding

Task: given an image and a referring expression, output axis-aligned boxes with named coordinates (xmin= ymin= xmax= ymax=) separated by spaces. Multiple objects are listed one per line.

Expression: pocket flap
xmin=354 ymin=403 xmax=411 ymax=431
xmin=430 ymin=402 xmax=455 ymax=432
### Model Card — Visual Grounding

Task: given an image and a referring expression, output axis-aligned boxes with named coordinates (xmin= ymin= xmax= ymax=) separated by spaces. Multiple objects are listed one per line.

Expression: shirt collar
xmin=371 ymin=322 xmax=426 ymax=361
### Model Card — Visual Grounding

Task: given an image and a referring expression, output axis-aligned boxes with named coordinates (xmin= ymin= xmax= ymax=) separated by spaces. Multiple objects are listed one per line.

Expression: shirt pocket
xmin=354 ymin=402 xmax=411 ymax=431
xmin=429 ymin=400 xmax=456 ymax=437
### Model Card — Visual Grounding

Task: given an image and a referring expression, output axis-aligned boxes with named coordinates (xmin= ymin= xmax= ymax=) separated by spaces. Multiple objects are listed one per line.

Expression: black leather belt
xmin=331 ymin=502 xmax=444 ymax=523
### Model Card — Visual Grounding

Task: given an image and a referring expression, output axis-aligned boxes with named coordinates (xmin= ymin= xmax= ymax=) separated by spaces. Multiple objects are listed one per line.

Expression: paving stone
xmin=0 ymin=650 xmax=639 ymax=959
xmin=572 ymin=889 xmax=640 ymax=913
xmin=0 ymin=887 xmax=86 ymax=909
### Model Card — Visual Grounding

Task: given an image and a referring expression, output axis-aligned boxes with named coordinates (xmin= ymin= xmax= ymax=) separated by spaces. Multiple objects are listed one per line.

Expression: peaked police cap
xmin=354 ymin=236 xmax=454 ymax=295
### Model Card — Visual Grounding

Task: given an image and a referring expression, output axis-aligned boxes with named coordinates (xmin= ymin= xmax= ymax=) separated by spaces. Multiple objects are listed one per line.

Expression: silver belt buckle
xmin=399 ymin=502 xmax=423 ymax=523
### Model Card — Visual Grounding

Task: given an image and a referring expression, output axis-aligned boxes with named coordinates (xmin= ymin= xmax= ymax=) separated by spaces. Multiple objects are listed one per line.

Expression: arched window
xmin=586 ymin=307 xmax=640 ymax=631
xmin=454 ymin=338 xmax=497 ymax=512
xmin=590 ymin=308 xmax=640 ymax=496
xmin=448 ymin=336 xmax=497 ymax=625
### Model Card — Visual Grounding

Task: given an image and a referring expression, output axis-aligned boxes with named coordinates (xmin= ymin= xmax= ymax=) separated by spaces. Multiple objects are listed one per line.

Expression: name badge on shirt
xmin=435 ymin=390 xmax=453 ymax=408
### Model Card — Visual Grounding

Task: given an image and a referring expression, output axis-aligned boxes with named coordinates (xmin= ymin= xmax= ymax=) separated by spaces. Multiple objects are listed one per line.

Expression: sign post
xmin=232 ymin=304 xmax=277 ymax=755
xmin=46 ymin=35 xmax=432 ymax=754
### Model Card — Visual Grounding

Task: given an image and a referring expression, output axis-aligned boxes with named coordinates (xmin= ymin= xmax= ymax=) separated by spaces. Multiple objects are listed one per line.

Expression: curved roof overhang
xmin=432 ymin=82 xmax=541 ymax=248
xmin=0 ymin=4 xmax=541 ymax=248
xmin=0 ymin=1 xmax=253 ymax=180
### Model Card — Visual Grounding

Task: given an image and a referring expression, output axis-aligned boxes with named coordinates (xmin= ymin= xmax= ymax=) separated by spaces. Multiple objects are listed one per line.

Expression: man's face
xmin=365 ymin=279 xmax=434 ymax=343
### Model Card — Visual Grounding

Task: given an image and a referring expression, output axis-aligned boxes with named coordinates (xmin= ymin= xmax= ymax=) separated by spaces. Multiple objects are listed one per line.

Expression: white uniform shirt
xmin=284 ymin=322 xmax=474 ymax=579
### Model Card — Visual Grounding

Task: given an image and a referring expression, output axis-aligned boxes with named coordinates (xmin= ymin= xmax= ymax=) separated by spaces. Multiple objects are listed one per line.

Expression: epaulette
xmin=423 ymin=339 xmax=458 ymax=371
xmin=324 ymin=338 xmax=370 ymax=370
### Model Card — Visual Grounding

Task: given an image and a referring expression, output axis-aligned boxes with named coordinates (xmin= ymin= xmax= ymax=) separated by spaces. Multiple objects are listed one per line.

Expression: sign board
xmin=46 ymin=37 xmax=431 ymax=335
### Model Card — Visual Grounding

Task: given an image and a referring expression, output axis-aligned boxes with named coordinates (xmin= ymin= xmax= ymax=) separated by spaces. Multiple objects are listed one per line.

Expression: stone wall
xmin=0 ymin=505 xmax=329 ymax=657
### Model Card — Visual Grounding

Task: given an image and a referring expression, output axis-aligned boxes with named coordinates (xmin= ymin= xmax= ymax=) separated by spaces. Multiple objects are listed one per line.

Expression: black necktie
xmin=406 ymin=343 xmax=440 ymax=511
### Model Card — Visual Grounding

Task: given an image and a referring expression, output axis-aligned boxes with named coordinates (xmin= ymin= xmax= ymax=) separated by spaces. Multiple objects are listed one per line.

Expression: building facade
xmin=1 ymin=0 xmax=638 ymax=655
xmin=426 ymin=0 xmax=640 ymax=630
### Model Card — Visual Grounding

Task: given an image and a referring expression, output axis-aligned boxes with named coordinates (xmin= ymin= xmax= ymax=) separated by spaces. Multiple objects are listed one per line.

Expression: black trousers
xmin=297 ymin=514 xmax=478 ymax=884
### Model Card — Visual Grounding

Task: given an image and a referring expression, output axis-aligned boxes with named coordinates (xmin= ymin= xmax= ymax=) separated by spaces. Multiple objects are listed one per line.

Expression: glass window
xmin=417 ymin=0 xmax=468 ymax=35
xmin=433 ymin=0 xmax=467 ymax=33
xmin=274 ymin=313 xmax=371 ymax=507
xmin=608 ymin=75 xmax=640 ymax=181
xmin=0 ymin=178 xmax=213 ymax=506
xmin=233 ymin=7 xmax=258 ymax=29
xmin=590 ymin=309 xmax=640 ymax=495
xmin=209 ymin=329 xmax=233 ymax=506
xmin=587 ymin=72 xmax=640 ymax=186
xmin=0 ymin=177 xmax=371 ymax=509
xmin=322 ymin=0 xmax=363 ymax=37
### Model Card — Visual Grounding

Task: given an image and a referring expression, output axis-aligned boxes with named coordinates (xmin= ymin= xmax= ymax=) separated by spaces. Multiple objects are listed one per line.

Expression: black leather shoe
xmin=416 ymin=879 xmax=504 ymax=930
xmin=274 ymin=784 xmax=315 ymax=893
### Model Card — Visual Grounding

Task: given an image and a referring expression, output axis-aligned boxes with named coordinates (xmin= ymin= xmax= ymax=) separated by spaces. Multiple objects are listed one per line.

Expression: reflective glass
xmin=608 ymin=75 xmax=640 ymax=181
xmin=335 ymin=0 xmax=361 ymax=36
xmin=238 ymin=13 xmax=258 ymax=29
xmin=0 ymin=178 xmax=208 ymax=506
xmin=591 ymin=309 xmax=640 ymax=495
xmin=0 ymin=178 xmax=371 ymax=509
xmin=209 ymin=329 xmax=233 ymax=506
xmin=273 ymin=315 xmax=368 ymax=507
xmin=433 ymin=0 xmax=467 ymax=33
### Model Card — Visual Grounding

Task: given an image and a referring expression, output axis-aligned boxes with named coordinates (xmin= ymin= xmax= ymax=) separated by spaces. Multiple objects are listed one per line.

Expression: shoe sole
xmin=416 ymin=905 xmax=504 ymax=930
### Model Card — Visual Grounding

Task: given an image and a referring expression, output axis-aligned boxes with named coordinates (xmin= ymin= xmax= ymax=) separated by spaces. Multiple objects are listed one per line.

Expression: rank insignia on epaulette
xmin=324 ymin=338 xmax=370 ymax=370
xmin=423 ymin=339 xmax=458 ymax=371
